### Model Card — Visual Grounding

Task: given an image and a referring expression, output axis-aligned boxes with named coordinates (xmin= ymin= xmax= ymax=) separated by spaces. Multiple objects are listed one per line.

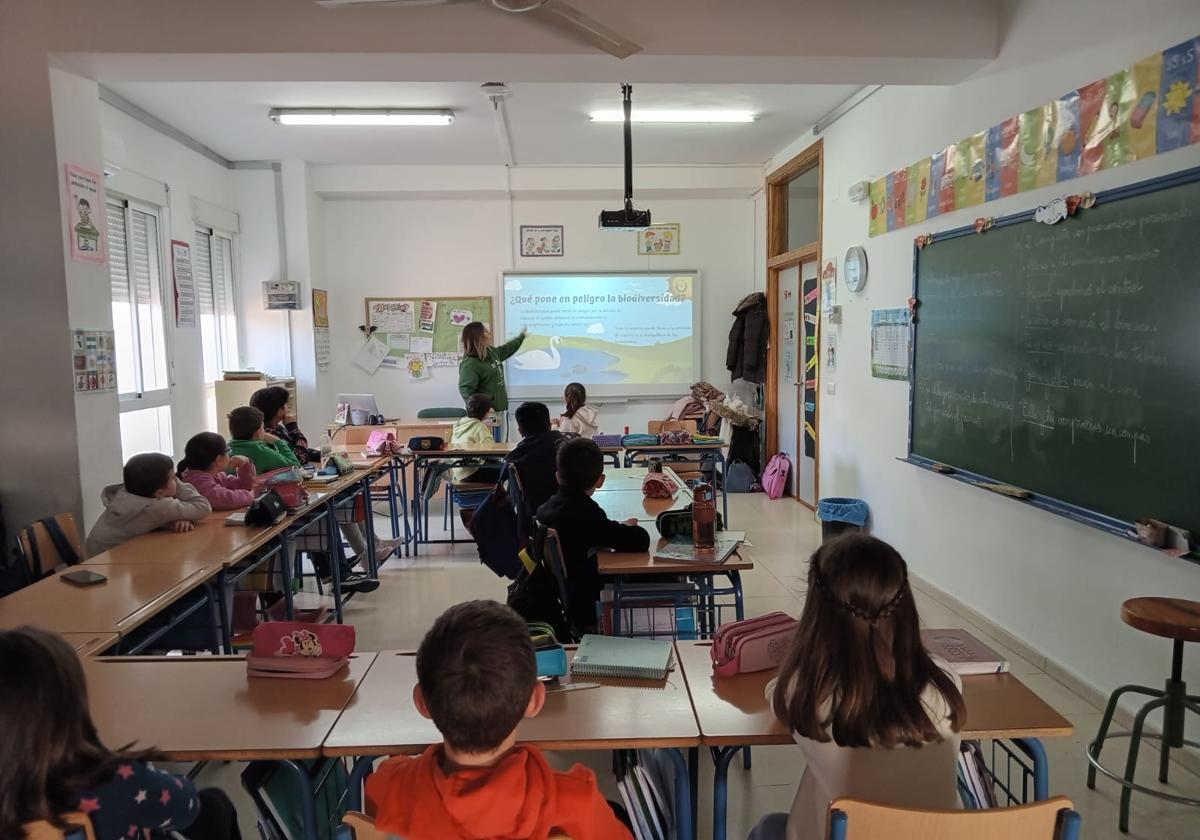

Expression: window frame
xmin=106 ymin=194 xmax=174 ymax=413
xmin=193 ymin=224 xmax=242 ymax=382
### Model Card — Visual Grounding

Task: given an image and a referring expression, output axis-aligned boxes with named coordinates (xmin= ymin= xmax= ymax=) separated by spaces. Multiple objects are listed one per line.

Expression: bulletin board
xmin=364 ymin=296 xmax=493 ymax=371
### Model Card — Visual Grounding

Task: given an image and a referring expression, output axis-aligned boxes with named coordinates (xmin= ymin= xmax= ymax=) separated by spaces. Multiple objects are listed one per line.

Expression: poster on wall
xmin=171 ymin=240 xmax=197 ymax=328
xmin=367 ymin=300 xmax=415 ymax=332
xmin=870 ymin=308 xmax=911 ymax=380
xmin=315 ymin=327 xmax=331 ymax=369
xmin=820 ymin=257 xmax=837 ymax=316
xmin=263 ymin=281 xmax=300 ymax=310
xmin=418 ymin=300 xmax=437 ymax=332
xmin=312 ymin=288 xmax=330 ymax=328
xmin=868 ymin=33 xmax=1200 ymax=237
xmin=637 ymin=223 xmax=680 ymax=255
xmin=64 ymin=164 xmax=106 ymax=263
xmin=801 ymin=275 xmax=819 ymax=457
xmin=71 ymin=329 xmax=117 ymax=392
xmin=519 ymin=225 xmax=564 ymax=257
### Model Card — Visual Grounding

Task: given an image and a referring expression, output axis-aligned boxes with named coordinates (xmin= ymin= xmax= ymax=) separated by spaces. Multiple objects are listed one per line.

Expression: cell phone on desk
xmin=61 ymin=569 xmax=107 ymax=587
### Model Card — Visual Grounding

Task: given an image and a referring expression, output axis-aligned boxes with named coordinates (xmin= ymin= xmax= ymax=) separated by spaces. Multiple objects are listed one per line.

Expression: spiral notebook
xmin=570 ymin=634 xmax=674 ymax=681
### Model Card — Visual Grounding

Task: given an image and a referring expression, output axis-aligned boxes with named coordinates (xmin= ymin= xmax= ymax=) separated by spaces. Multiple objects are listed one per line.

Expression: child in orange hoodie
xmin=365 ymin=600 xmax=633 ymax=840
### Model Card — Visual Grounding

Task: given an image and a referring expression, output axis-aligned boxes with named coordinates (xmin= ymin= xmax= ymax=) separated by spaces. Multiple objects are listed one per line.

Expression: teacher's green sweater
xmin=457 ymin=333 xmax=526 ymax=411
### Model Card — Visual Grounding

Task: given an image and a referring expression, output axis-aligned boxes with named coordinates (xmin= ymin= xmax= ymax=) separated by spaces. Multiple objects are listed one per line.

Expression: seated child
xmin=748 ymin=535 xmax=965 ymax=840
xmin=226 ymin=406 xmax=300 ymax=472
xmin=85 ymin=453 xmax=211 ymax=556
xmin=556 ymin=382 xmax=600 ymax=438
xmin=536 ymin=438 xmax=650 ymax=634
xmin=365 ymin=600 xmax=633 ymax=840
xmin=0 ymin=626 xmax=242 ymax=840
xmin=451 ymin=393 xmax=501 ymax=484
xmin=505 ymin=401 xmax=565 ymax=516
xmin=178 ymin=431 xmax=256 ymax=510
xmin=250 ymin=385 xmax=321 ymax=464
xmin=226 ymin=405 xmax=379 ymax=593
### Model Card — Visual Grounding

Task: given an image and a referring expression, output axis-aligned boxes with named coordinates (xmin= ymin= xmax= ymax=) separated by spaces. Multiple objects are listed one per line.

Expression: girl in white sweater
xmin=749 ymin=535 xmax=965 ymax=840
xmin=557 ymin=382 xmax=600 ymax=438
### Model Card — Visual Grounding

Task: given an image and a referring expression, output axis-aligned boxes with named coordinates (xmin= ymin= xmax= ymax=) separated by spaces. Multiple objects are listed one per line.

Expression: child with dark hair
xmin=505 ymin=401 xmax=565 ymax=516
xmin=178 ymin=431 xmax=256 ymax=510
xmin=85 ymin=453 xmax=211 ymax=556
xmin=535 ymin=438 xmax=649 ymax=634
xmin=748 ymin=535 xmax=966 ymax=840
xmin=557 ymin=382 xmax=599 ymax=438
xmin=249 ymin=386 xmax=320 ymax=464
xmin=365 ymin=600 xmax=632 ymax=840
xmin=0 ymin=627 xmax=242 ymax=840
xmin=226 ymin=406 xmax=300 ymax=472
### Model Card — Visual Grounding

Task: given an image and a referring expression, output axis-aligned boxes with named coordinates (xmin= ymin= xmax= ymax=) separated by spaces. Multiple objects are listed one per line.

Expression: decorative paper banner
xmin=869 ymin=34 xmax=1200 ymax=237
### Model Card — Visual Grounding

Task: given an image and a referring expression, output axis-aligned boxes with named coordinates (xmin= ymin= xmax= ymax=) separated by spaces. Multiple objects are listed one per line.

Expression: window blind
xmin=107 ymin=201 xmax=129 ymax=304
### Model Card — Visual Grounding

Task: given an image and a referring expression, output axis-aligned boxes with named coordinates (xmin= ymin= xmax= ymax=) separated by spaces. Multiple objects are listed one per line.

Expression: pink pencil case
xmin=710 ymin=611 xmax=798 ymax=677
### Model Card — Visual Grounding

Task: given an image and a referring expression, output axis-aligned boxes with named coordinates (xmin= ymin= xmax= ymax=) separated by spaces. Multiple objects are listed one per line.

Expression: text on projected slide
xmin=503 ymin=274 xmax=696 ymax=388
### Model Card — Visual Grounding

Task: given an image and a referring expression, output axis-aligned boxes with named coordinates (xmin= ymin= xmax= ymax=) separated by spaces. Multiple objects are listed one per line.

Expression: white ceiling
xmin=105 ymin=81 xmax=860 ymax=166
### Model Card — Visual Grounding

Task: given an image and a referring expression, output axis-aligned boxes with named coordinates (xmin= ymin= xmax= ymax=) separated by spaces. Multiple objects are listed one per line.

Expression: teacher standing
xmin=458 ymin=322 xmax=526 ymax=441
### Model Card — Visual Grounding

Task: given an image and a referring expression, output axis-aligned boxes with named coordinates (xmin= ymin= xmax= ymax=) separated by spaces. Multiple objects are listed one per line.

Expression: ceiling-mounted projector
xmin=599 ymin=83 xmax=651 ymax=230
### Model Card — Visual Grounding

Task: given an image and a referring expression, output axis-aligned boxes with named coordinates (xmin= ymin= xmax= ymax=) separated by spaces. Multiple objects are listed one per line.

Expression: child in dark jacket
xmin=536 ymin=438 xmax=650 ymax=634
xmin=505 ymin=402 xmax=565 ymax=515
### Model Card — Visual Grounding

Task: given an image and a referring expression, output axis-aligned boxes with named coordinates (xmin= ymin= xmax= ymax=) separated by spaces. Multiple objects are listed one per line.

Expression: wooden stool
xmin=1086 ymin=597 xmax=1200 ymax=833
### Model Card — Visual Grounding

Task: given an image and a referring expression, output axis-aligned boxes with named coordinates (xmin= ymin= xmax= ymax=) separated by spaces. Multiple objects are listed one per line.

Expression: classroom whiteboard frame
xmin=497 ymin=270 xmax=703 ymax=401
xmin=904 ymin=162 xmax=1200 ymax=558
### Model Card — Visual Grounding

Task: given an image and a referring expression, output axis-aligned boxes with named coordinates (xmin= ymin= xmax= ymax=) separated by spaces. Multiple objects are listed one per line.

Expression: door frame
xmin=764 ymin=139 xmax=822 ymax=508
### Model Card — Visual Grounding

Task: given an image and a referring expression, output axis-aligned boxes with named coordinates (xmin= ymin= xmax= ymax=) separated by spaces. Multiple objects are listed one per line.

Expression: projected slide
xmin=503 ymin=273 xmax=699 ymax=396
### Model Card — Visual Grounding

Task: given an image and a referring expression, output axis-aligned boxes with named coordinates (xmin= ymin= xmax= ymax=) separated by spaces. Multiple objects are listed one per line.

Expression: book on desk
xmin=652 ymin=535 xmax=741 ymax=565
xmin=571 ymin=634 xmax=675 ymax=680
xmin=921 ymin=628 xmax=1010 ymax=675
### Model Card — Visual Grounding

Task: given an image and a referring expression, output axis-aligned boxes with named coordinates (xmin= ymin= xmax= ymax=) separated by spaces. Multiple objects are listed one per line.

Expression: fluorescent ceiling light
xmin=269 ymin=108 xmax=454 ymax=126
xmin=589 ymin=109 xmax=757 ymax=123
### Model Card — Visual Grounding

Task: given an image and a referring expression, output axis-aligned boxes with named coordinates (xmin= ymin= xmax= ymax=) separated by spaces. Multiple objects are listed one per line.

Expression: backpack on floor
xmin=724 ymin=459 xmax=757 ymax=493
xmin=762 ymin=453 xmax=791 ymax=500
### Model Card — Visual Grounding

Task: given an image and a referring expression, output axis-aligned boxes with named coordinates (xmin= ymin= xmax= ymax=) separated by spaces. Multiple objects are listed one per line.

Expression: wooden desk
xmin=599 ymin=467 xmax=687 ymax=493
xmin=600 ymin=541 xmax=754 ymax=576
xmin=85 ymin=654 xmax=376 ymax=761
xmin=622 ymin=443 xmax=728 ymax=525
xmin=0 ymin=562 xmax=218 ymax=640
xmin=674 ymin=641 xmax=1073 ymax=840
xmin=324 ymin=648 xmax=700 ymax=756
xmin=61 ymin=631 xmax=119 ymax=657
xmin=592 ymin=487 xmax=690 ymax=522
xmin=410 ymin=442 xmax=516 ymax=458
xmin=84 ymin=512 xmax=278 ymax=568
xmin=323 ymin=648 xmax=699 ymax=840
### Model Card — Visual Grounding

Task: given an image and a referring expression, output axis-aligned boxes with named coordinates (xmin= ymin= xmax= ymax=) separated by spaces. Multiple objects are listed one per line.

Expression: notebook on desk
xmin=652 ymin=535 xmax=741 ymax=565
xmin=921 ymin=628 xmax=1010 ymax=675
xmin=224 ymin=511 xmax=247 ymax=526
xmin=570 ymin=634 xmax=674 ymax=680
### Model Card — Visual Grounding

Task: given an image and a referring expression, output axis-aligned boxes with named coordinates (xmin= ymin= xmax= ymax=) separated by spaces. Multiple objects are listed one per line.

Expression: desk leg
xmin=716 ymin=451 xmax=729 ymax=526
xmin=387 ymin=460 xmax=400 ymax=540
xmin=1012 ymin=737 xmax=1050 ymax=801
xmin=325 ymin=504 xmax=345 ymax=623
xmin=275 ymin=760 xmax=320 ymax=840
xmin=359 ymin=476 xmax=378 ymax=578
xmin=612 ymin=578 xmax=623 ymax=636
xmin=688 ymin=747 xmax=699 ymax=832
xmin=206 ymin=581 xmax=223 ymax=655
xmin=347 ymin=755 xmax=378 ymax=812
xmin=711 ymin=745 xmax=743 ymax=840
xmin=215 ymin=571 xmax=233 ymax=654
xmin=398 ymin=460 xmax=411 ymax=557
xmin=278 ymin=533 xmax=295 ymax=620
xmin=665 ymin=748 xmax=695 ymax=840
xmin=730 ymin=571 xmax=745 ymax=622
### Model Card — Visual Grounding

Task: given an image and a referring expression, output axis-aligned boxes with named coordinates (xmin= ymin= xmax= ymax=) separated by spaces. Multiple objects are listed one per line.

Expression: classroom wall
xmin=768 ymin=14 xmax=1200 ymax=700
xmin=317 ymin=167 xmax=758 ymax=432
xmin=48 ymin=68 xmax=117 ymax=531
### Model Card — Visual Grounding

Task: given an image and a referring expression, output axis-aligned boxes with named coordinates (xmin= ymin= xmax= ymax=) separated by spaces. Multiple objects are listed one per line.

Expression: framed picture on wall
xmin=637 ymin=223 xmax=680 ymax=255
xmin=520 ymin=225 xmax=564 ymax=257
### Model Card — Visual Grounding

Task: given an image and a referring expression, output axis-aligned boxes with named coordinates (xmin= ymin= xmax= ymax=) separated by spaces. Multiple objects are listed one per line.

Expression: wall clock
xmin=845 ymin=245 xmax=868 ymax=293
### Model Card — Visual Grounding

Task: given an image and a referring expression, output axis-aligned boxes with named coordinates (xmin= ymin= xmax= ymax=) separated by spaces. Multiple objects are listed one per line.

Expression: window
xmin=107 ymin=197 xmax=173 ymax=459
xmin=193 ymin=227 xmax=240 ymax=382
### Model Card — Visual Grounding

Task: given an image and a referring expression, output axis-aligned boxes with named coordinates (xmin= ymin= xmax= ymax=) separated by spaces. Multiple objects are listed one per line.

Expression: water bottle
xmin=319 ymin=431 xmax=333 ymax=463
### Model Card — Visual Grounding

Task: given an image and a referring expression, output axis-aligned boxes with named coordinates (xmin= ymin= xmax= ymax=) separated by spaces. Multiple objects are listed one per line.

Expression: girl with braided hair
xmin=748 ymin=534 xmax=966 ymax=840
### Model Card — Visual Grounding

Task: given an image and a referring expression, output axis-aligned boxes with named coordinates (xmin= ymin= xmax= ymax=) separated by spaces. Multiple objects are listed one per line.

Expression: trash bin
xmin=817 ymin=497 xmax=869 ymax=541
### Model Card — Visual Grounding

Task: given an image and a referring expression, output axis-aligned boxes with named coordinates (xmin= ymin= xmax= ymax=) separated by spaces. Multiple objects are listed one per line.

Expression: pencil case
xmin=530 ymin=622 xmax=567 ymax=678
xmin=710 ymin=612 xmax=798 ymax=677
xmin=247 ymin=622 xmax=355 ymax=680
xmin=592 ymin=433 xmax=623 ymax=447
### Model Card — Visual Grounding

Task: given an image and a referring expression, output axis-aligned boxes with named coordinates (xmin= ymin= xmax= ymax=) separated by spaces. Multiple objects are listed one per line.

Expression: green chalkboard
xmin=910 ymin=168 xmax=1200 ymax=538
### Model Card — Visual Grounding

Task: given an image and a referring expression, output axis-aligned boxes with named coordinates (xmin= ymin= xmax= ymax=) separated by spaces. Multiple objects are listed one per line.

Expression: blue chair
xmin=826 ymin=796 xmax=1080 ymax=840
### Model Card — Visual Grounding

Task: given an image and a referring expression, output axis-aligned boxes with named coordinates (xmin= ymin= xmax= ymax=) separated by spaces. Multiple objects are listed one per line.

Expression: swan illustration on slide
xmin=512 ymin=336 xmax=562 ymax=370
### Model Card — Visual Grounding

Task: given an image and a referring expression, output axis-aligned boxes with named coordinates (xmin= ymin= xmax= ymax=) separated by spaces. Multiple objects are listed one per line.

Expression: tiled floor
xmin=201 ymin=493 xmax=1198 ymax=839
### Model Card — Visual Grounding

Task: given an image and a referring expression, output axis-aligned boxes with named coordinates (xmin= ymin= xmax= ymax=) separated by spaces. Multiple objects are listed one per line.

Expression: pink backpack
xmin=761 ymin=453 xmax=791 ymax=500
